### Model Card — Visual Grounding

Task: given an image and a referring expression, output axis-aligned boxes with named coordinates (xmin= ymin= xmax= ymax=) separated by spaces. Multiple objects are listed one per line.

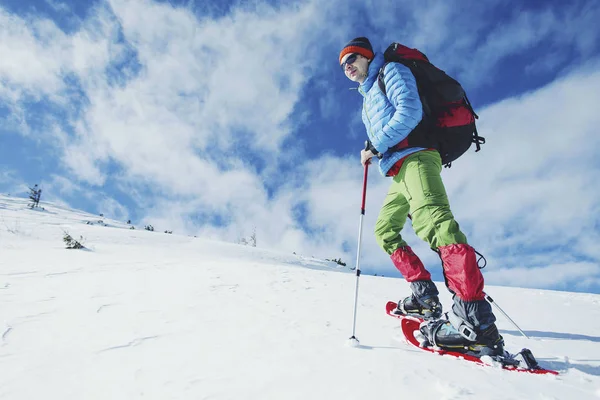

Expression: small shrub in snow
xmin=63 ymin=231 xmax=85 ymax=249
xmin=238 ymin=228 xmax=257 ymax=247
xmin=326 ymin=258 xmax=347 ymax=267
xmin=2 ymin=217 xmax=21 ymax=235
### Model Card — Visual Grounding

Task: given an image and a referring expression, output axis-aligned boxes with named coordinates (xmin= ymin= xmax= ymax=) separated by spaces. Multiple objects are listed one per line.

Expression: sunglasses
xmin=340 ymin=53 xmax=360 ymax=70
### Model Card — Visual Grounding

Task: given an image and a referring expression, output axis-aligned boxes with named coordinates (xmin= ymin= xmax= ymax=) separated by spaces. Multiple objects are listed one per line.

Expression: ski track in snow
xmin=1 ymin=326 xmax=13 ymax=342
xmin=100 ymin=336 xmax=161 ymax=352
xmin=0 ymin=194 xmax=599 ymax=400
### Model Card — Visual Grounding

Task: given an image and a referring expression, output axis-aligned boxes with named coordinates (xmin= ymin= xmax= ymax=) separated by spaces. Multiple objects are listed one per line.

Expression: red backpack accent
xmin=378 ymin=43 xmax=485 ymax=167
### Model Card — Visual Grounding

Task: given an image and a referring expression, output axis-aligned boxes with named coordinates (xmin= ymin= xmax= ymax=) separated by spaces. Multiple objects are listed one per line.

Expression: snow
xmin=1 ymin=194 xmax=599 ymax=400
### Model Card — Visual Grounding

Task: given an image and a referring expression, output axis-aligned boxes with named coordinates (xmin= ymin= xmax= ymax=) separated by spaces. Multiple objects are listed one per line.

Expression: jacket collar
xmin=359 ymin=52 xmax=384 ymax=95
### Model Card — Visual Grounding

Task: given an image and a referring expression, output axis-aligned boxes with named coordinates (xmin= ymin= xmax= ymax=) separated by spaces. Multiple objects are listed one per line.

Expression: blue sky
xmin=1 ymin=0 xmax=599 ymax=293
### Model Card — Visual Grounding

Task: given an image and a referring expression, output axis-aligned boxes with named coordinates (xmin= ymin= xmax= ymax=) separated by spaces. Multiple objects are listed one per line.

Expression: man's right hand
xmin=361 ymin=149 xmax=376 ymax=166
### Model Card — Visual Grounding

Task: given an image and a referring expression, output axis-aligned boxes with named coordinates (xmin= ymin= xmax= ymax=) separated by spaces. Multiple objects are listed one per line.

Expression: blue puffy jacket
xmin=358 ymin=52 xmax=425 ymax=176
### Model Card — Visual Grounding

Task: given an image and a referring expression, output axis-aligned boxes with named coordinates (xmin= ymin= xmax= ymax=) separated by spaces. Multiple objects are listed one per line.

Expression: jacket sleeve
xmin=370 ymin=62 xmax=423 ymax=152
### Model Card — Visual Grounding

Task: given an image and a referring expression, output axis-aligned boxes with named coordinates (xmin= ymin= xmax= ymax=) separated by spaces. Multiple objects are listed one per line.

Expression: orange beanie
xmin=339 ymin=37 xmax=374 ymax=64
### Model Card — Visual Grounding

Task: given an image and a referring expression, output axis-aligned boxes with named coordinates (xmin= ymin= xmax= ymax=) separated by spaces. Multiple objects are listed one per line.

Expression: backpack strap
xmin=377 ymin=63 xmax=390 ymax=96
xmin=464 ymin=94 xmax=485 ymax=152
xmin=379 ymin=61 xmax=433 ymax=118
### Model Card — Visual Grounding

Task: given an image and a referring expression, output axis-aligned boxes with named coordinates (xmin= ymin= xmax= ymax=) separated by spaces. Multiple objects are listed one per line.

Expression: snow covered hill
xmin=1 ymin=194 xmax=599 ymax=400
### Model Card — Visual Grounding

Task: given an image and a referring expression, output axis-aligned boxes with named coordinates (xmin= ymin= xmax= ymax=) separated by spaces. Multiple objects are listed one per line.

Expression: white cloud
xmin=371 ymin=0 xmax=600 ymax=88
xmin=486 ymin=262 xmax=600 ymax=290
xmin=0 ymin=169 xmax=21 ymax=191
xmin=44 ymin=0 xmax=71 ymax=13
xmin=0 ymin=11 xmax=65 ymax=96
xmin=1 ymin=0 xmax=336 ymax=206
xmin=98 ymin=196 xmax=129 ymax=221
xmin=46 ymin=174 xmax=84 ymax=197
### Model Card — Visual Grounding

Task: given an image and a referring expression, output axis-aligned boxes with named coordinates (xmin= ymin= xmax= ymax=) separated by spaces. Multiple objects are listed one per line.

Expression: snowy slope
xmin=1 ymin=194 xmax=599 ymax=400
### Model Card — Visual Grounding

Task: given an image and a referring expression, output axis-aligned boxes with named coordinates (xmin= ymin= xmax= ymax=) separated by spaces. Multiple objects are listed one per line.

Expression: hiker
xmin=339 ymin=37 xmax=503 ymax=356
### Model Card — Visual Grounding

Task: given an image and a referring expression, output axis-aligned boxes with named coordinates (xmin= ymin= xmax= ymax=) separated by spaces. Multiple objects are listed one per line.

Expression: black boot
xmin=472 ymin=324 xmax=505 ymax=356
xmin=395 ymin=294 xmax=443 ymax=320
xmin=420 ymin=319 xmax=504 ymax=357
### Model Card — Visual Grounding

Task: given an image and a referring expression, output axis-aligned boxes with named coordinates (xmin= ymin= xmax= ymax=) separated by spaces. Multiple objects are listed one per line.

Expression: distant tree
xmin=130 ymin=226 xmax=135 ymax=230
xmin=164 ymin=230 xmax=173 ymax=234
xmin=28 ymin=184 xmax=42 ymax=208
xmin=144 ymin=225 xmax=154 ymax=232
xmin=99 ymin=213 xmax=104 ymax=217
xmin=127 ymin=220 xmax=131 ymax=224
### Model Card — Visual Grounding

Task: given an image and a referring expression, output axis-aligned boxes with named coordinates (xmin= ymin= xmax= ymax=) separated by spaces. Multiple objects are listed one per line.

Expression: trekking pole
xmin=348 ymin=144 xmax=370 ymax=347
xmin=485 ymin=293 xmax=529 ymax=339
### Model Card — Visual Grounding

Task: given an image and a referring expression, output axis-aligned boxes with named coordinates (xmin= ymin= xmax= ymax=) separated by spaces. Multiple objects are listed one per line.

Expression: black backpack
xmin=378 ymin=43 xmax=485 ymax=166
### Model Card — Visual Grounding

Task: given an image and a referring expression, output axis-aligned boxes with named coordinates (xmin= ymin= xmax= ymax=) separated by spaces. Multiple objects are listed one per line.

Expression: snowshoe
xmin=385 ymin=301 xmax=559 ymax=375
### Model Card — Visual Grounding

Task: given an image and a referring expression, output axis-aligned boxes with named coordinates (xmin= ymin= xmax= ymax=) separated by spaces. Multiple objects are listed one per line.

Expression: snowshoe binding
xmin=393 ymin=294 xmax=443 ymax=320
xmin=420 ymin=318 xmax=505 ymax=357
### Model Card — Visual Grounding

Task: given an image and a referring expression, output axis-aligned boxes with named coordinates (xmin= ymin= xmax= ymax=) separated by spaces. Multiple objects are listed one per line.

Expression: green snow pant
xmin=374 ymin=150 xmax=468 ymax=254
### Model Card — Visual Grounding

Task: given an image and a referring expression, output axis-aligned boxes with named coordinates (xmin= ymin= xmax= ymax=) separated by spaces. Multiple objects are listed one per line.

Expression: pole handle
xmin=360 ymin=162 xmax=368 ymax=214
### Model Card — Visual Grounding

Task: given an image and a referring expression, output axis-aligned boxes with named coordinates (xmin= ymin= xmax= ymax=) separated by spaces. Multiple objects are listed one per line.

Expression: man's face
xmin=341 ymin=53 xmax=370 ymax=83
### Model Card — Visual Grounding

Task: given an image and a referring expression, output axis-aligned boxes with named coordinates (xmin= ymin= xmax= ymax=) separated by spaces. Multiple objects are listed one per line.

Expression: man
xmin=339 ymin=37 xmax=504 ymax=356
